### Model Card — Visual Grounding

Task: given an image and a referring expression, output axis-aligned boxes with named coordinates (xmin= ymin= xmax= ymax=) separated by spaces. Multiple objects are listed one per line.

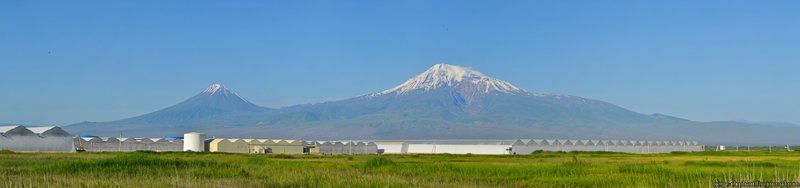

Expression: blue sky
xmin=1 ymin=1 xmax=798 ymax=125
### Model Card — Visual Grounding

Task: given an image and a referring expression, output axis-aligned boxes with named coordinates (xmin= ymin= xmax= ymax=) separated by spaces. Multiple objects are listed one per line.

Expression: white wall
xmin=376 ymin=143 xmax=405 ymax=154
xmin=406 ymin=144 xmax=510 ymax=155
xmin=0 ymin=135 xmax=73 ymax=152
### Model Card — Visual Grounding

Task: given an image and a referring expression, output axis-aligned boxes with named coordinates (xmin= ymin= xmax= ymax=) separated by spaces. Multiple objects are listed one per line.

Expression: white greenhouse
xmin=307 ymin=141 xmax=378 ymax=154
xmin=510 ymin=139 xmax=703 ymax=154
xmin=375 ymin=140 xmax=514 ymax=155
xmin=0 ymin=125 xmax=74 ymax=152
xmin=75 ymin=136 xmax=183 ymax=152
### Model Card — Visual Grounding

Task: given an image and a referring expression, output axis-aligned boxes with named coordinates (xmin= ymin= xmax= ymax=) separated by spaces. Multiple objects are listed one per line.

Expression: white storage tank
xmin=183 ymin=132 xmax=205 ymax=152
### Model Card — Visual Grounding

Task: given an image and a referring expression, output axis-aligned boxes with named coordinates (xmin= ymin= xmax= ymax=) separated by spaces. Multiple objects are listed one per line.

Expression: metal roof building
xmin=510 ymin=139 xmax=703 ymax=154
xmin=307 ymin=141 xmax=378 ymax=154
xmin=0 ymin=125 xmax=74 ymax=152
xmin=75 ymin=136 xmax=183 ymax=152
xmin=208 ymin=138 xmax=306 ymax=154
xmin=374 ymin=140 xmax=514 ymax=155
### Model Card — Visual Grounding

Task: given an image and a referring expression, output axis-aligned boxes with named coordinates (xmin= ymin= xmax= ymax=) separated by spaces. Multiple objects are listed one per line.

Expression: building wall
xmin=511 ymin=140 xmax=704 ymax=154
xmin=209 ymin=139 xmax=250 ymax=153
xmin=406 ymin=144 xmax=510 ymax=155
xmin=308 ymin=142 xmax=378 ymax=154
xmin=77 ymin=138 xmax=183 ymax=152
xmin=308 ymin=143 xmax=321 ymax=154
xmin=375 ymin=142 xmax=406 ymax=154
xmin=251 ymin=145 xmax=304 ymax=154
xmin=207 ymin=139 xmax=307 ymax=154
xmin=0 ymin=135 xmax=73 ymax=152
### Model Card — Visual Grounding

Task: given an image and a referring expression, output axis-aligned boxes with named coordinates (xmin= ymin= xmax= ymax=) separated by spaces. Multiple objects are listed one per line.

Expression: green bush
xmin=363 ymin=157 xmax=396 ymax=168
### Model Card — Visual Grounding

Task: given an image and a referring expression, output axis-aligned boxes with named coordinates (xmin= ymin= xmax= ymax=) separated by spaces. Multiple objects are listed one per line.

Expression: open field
xmin=3 ymin=150 xmax=800 ymax=187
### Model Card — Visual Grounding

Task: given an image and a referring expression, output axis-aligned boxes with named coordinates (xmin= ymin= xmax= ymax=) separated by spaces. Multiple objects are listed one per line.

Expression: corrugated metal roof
xmin=27 ymin=126 xmax=56 ymax=134
xmin=0 ymin=125 xmax=21 ymax=134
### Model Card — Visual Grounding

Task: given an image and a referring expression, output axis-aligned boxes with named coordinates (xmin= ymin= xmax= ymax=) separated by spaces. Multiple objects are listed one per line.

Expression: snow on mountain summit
xmin=380 ymin=64 xmax=524 ymax=95
xmin=194 ymin=83 xmax=260 ymax=105
xmin=201 ymin=83 xmax=239 ymax=97
xmin=204 ymin=83 xmax=223 ymax=93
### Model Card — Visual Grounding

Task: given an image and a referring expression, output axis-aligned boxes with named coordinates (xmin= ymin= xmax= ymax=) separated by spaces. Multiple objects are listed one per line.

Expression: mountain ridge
xmin=64 ymin=64 xmax=800 ymax=145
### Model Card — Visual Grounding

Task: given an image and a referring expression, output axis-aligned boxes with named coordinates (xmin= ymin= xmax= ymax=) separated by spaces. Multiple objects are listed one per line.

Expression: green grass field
xmin=2 ymin=150 xmax=800 ymax=187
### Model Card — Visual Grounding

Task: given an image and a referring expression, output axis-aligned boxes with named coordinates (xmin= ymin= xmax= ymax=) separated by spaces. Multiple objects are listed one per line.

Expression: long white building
xmin=374 ymin=139 xmax=704 ymax=155
xmin=375 ymin=140 xmax=514 ymax=155
xmin=510 ymin=139 xmax=704 ymax=154
xmin=76 ymin=137 xmax=184 ymax=152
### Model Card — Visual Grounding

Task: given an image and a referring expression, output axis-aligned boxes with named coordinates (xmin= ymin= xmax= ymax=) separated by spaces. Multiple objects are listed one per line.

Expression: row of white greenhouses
xmin=1 ymin=125 xmax=705 ymax=154
xmin=510 ymin=139 xmax=704 ymax=154
xmin=76 ymin=137 xmax=184 ymax=152
xmin=0 ymin=125 xmax=74 ymax=152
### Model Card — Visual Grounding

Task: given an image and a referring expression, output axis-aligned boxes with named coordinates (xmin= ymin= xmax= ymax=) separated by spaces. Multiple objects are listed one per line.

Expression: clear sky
xmin=1 ymin=1 xmax=798 ymax=125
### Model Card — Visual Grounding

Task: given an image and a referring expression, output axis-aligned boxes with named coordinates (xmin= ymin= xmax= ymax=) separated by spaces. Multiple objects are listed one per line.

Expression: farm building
xmin=372 ymin=139 xmax=703 ymax=155
xmin=307 ymin=141 xmax=378 ymax=154
xmin=75 ymin=136 xmax=183 ymax=152
xmin=0 ymin=125 xmax=74 ymax=152
xmin=510 ymin=139 xmax=703 ymax=154
xmin=209 ymin=139 xmax=249 ymax=153
xmin=250 ymin=139 xmax=305 ymax=154
xmin=208 ymin=138 xmax=305 ymax=154
xmin=376 ymin=140 xmax=514 ymax=155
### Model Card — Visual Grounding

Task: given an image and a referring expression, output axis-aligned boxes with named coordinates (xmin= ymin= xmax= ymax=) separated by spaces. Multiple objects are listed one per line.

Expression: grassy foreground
xmin=2 ymin=150 xmax=800 ymax=187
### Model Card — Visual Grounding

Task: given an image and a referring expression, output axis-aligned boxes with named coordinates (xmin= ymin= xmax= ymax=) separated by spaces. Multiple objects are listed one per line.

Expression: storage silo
xmin=183 ymin=132 xmax=205 ymax=152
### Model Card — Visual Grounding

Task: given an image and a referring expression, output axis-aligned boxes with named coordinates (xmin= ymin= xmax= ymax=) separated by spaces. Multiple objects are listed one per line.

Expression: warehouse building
xmin=207 ymin=139 xmax=379 ymax=154
xmin=307 ymin=141 xmax=378 ymax=154
xmin=76 ymin=136 xmax=183 ymax=152
xmin=510 ymin=139 xmax=703 ymax=154
xmin=376 ymin=140 xmax=514 ymax=155
xmin=0 ymin=125 xmax=74 ymax=152
xmin=208 ymin=138 xmax=306 ymax=154
xmin=208 ymin=139 xmax=250 ymax=153
xmin=251 ymin=139 xmax=305 ymax=154
xmin=373 ymin=139 xmax=703 ymax=155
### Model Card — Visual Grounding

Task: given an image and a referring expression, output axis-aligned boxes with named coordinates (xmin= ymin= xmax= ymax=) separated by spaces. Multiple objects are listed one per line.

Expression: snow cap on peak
xmin=425 ymin=64 xmax=486 ymax=82
xmin=380 ymin=64 xmax=524 ymax=95
xmin=203 ymin=83 xmax=224 ymax=94
xmin=194 ymin=83 xmax=256 ymax=101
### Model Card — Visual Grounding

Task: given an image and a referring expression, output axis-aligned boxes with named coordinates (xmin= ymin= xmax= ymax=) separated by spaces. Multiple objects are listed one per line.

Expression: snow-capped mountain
xmin=64 ymin=65 xmax=800 ymax=144
xmin=274 ymin=64 xmax=656 ymax=138
xmin=379 ymin=64 xmax=525 ymax=96
xmin=269 ymin=64 xmax=800 ymax=143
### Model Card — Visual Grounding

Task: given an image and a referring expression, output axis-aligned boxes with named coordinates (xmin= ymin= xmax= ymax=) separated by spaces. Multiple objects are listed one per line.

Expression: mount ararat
xmin=66 ymin=64 xmax=800 ymax=144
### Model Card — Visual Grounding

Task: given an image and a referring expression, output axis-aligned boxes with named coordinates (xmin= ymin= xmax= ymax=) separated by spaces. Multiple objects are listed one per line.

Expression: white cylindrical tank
xmin=183 ymin=132 xmax=205 ymax=152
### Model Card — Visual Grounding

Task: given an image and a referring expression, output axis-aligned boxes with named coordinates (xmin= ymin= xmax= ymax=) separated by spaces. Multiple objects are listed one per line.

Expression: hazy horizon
xmin=1 ymin=1 xmax=799 ymax=125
